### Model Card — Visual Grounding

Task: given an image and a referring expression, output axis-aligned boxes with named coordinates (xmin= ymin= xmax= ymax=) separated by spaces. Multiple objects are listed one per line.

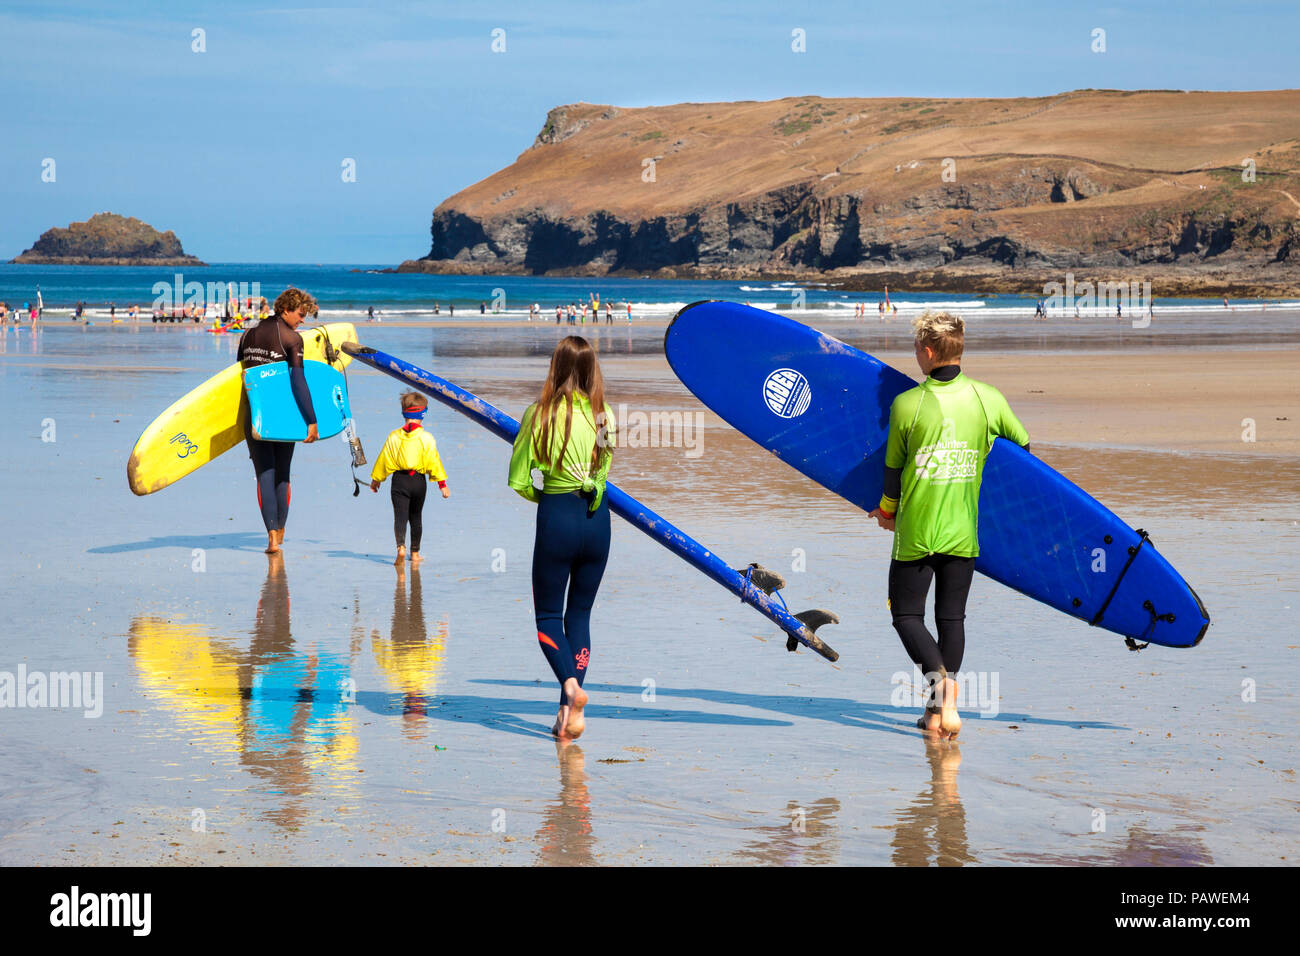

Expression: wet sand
xmin=0 ymin=323 xmax=1295 ymax=866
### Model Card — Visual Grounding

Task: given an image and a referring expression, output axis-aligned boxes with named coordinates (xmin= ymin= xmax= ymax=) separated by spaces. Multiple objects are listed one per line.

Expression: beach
xmin=0 ymin=318 xmax=1295 ymax=866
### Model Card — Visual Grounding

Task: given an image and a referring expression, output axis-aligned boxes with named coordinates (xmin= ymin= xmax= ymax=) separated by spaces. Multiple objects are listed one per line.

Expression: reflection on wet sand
xmin=128 ymin=554 xmax=359 ymax=829
xmin=536 ymin=743 xmax=596 ymax=866
xmin=734 ymin=797 xmax=842 ymax=865
xmin=890 ymin=741 xmax=976 ymax=867
xmin=1008 ymin=823 xmax=1214 ymax=866
xmin=371 ymin=564 xmax=448 ymax=738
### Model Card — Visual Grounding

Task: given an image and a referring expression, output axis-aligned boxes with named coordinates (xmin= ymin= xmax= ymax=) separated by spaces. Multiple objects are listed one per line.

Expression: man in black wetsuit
xmin=237 ymin=287 xmax=319 ymax=554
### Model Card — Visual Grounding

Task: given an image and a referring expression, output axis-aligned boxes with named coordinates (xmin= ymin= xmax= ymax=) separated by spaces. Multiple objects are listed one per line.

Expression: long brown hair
xmin=534 ymin=336 xmax=610 ymax=472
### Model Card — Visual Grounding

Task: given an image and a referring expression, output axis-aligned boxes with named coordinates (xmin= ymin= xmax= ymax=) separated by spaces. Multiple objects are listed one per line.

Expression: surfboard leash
xmin=738 ymin=563 xmax=840 ymax=657
xmin=314 ymin=324 xmax=369 ymax=496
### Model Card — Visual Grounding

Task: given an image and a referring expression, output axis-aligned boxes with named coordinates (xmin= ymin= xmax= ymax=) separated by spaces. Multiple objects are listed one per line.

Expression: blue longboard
xmin=341 ymin=341 xmax=840 ymax=662
xmin=243 ymin=360 xmax=352 ymax=441
xmin=665 ymin=301 xmax=1209 ymax=649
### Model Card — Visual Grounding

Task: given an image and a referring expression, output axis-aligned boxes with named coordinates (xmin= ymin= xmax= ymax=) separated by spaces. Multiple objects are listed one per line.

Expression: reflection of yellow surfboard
xmin=127 ymin=323 xmax=359 ymax=495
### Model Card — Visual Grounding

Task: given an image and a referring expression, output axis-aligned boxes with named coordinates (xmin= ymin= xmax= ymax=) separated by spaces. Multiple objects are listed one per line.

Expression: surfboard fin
xmin=738 ymin=563 xmax=786 ymax=595
xmin=788 ymin=608 xmax=839 ymax=654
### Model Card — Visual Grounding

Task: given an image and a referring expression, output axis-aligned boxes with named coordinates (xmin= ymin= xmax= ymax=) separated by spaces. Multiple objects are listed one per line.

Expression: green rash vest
xmin=508 ymin=392 xmax=615 ymax=511
xmin=880 ymin=372 xmax=1028 ymax=561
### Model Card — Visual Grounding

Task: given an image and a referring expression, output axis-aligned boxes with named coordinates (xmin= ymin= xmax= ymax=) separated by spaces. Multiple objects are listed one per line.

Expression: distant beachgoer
xmin=434 ymin=302 xmax=440 ymax=315
xmin=237 ymin=287 xmax=320 ymax=554
xmin=75 ymin=301 xmax=83 ymax=321
xmin=449 ymin=303 xmax=454 ymax=316
xmin=1223 ymin=297 xmax=1229 ymax=308
xmin=508 ymin=335 xmax=615 ymax=742
xmin=110 ymin=303 xmax=116 ymax=319
xmin=893 ymin=304 xmax=898 ymax=315
xmin=605 ymin=301 xmax=612 ymax=324
xmin=533 ymin=302 xmax=541 ymax=322
xmin=370 ymin=391 xmax=450 ymax=565
xmin=0 ymin=302 xmax=7 ymax=325
xmin=626 ymin=301 xmax=632 ymax=323
xmin=368 ymin=306 xmax=375 ymax=322
xmin=480 ymin=301 xmax=486 ymax=315
xmin=1116 ymin=302 xmax=1123 ymax=319
xmin=556 ymin=305 xmax=563 ymax=324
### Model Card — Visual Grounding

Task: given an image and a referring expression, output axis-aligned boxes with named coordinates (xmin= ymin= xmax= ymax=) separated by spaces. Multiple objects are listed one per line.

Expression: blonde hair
xmin=912 ymin=310 xmax=964 ymax=362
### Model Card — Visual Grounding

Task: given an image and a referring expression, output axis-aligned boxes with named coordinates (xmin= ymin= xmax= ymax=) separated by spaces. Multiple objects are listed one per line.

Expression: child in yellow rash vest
xmin=370 ymin=392 xmax=450 ymax=564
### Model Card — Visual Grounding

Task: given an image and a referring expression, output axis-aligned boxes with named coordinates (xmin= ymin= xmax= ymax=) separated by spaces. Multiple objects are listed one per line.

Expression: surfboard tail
xmin=788 ymin=609 xmax=840 ymax=659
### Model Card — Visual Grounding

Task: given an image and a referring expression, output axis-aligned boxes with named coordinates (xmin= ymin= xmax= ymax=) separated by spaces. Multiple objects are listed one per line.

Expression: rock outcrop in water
xmin=12 ymin=213 xmax=206 ymax=266
xmin=400 ymin=91 xmax=1300 ymax=296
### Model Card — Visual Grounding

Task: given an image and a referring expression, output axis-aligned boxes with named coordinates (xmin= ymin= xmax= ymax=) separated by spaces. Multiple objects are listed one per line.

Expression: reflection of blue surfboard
xmin=248 ymin=654 xmax=351 ymax=745
xmin=665 ymin=301 xmax=1209 ymax=650
xmin=341 ymin=342 xmax=839 ymax=662
xmin=243 ymin=360 xmax=352 ymax=441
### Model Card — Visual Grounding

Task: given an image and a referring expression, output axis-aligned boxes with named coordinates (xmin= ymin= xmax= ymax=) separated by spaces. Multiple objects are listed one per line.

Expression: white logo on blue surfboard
xmin=763 ymin=368 xmax=811 ymax=418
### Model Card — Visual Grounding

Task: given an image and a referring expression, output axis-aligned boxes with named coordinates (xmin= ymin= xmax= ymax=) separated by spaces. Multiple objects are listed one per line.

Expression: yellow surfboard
xmin=127 ymin=323 xmax=359 ymax=495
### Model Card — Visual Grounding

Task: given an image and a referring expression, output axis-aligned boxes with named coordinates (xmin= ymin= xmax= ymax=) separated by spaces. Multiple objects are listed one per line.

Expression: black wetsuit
xmin=237 ymin=317 xmax=316 ymax=532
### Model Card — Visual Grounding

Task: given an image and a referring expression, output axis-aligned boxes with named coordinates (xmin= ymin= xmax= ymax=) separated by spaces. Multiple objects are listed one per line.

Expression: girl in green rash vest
xmin=508 ymin=336 xmax=616 ymax=742
xmin=868 ymin=311 xmax=1030 ymax=741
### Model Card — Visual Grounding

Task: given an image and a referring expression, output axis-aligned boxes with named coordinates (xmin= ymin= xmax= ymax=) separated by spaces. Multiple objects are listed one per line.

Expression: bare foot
xmin=916 ymin=710 xmax=942 ymax=735
xmin=564 ymin=679 xmax=588 ymax=739
xmin=551 ymin=703 xmax=574 ymax=740
xmin=940 ymin=677 xmax=961 ymax=740
xmin=411 ymin=551 xmax=423 ymax=565
xmin=265 ymin=531 xmax=280 ymax=554
xmin=395 ymin=545 xmax=406 ymax=564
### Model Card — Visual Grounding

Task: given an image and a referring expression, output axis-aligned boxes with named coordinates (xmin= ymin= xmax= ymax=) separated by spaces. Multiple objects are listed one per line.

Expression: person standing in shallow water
xmin=509 ymin=336 xmax=616 ymax=742
xmin=868 ymin=311 xmax=1030 ymax=741
xmin=237 ymin=287 xmax=319 ymax=553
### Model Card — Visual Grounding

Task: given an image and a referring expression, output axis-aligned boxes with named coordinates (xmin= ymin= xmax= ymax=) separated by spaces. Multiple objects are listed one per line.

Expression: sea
xmin=3 ymin=263 xmax=1296 ymax=324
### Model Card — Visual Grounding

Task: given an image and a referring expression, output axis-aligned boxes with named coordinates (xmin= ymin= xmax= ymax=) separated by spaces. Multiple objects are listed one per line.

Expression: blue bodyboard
xmin=243 ymin=360 xmax=352 ymax=441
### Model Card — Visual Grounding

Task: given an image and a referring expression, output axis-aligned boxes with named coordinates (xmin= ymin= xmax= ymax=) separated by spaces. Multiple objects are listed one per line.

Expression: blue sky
xmin=2 ymin=1 xmax=1296 ymax=263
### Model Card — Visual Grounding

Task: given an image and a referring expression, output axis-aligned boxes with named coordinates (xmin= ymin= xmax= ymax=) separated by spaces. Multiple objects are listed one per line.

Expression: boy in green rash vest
xmin=867 ymin=311 xmax=1030 ymax=741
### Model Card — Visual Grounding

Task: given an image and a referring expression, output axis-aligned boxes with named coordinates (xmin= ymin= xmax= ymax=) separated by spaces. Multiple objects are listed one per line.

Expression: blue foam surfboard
xmin=243 ymin=360 xmax=352 ymax=441
xmin=664 ymin=301 xmax=1209 ymax=649
xmin=341 ymin=342 xmax=840 ymax=662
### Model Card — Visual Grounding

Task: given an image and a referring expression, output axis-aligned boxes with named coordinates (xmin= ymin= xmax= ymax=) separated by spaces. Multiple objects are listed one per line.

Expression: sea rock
xmin=12 ymin=213 xmax=206 ymax=266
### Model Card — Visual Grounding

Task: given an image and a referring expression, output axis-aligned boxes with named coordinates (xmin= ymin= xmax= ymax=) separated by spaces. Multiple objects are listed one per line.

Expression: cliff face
xmin=13 ymin=213 xmax=206 ymax=265
xmin=402 ymin=92 xmax=1300 ymax=292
